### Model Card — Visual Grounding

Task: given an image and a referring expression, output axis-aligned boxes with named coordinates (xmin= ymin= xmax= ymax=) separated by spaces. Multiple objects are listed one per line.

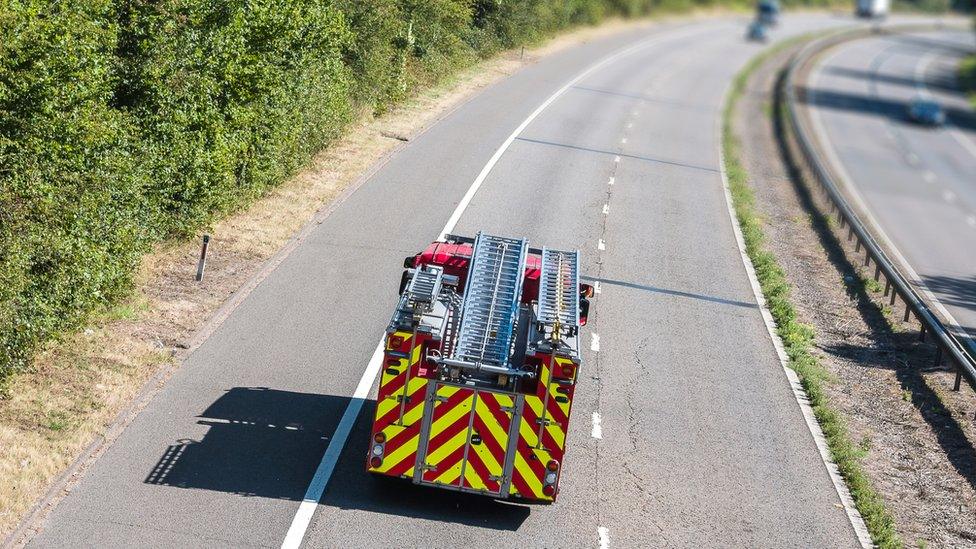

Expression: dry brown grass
xmin=0 ymin=14 xmax=709 ymax=540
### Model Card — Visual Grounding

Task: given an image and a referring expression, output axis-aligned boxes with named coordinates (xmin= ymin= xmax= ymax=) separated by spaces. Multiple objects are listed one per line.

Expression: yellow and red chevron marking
xmin=421 ymin=385 xmax=475 ymax=487
xmin=460 ymin=391 xmax=513 ymax=494
xmin=367 ymin=330 xmax=429 ymax=478
xmin=509 ymin=397 xmax=554 ymax=501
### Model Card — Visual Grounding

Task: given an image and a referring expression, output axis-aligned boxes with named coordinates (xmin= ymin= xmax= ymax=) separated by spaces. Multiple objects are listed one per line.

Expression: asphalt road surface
xmin=28 ymin=14 xmax=886 ymax=549
xmin=804 ymin=28 xmax=976 ymax=352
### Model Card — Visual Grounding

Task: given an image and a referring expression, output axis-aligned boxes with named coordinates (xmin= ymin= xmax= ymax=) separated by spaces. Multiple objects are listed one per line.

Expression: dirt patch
xmin=735 ymin=44 xmax=976 ymax=547
xmin=0 ymin=11 xmax=754 ymax=543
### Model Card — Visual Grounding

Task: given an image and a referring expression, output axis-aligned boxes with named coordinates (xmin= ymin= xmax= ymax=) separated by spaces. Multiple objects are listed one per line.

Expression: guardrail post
xmin=863 ymin=252 xmax=870 ymax=268
xmin=919 ymin=325 xmax=926 ymax=342
xmin=884 ymin=279 xmax=891 ymax=297
xmin=954 ymin=369 xmax=962 ymax=391
xmin=889 ymin=288 xmax=897 ymax=305
xmin=903 ymin=304 xmax=911 ymax=323
xmin=846 ymin=225 xmax=853 ymax=240
xmin=934 ymin=346 xmax=942 ymax=366
xmin=854 ymin=238 xmax=861 ymax=252
xmin=874 ymin=265 xmax=881 ymax=282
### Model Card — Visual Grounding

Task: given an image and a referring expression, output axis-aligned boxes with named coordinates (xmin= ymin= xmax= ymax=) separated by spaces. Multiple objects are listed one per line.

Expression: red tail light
xmin=369 ymin=456 xmax=382 ymax=468
xmin=561 ymin=365 xmax=574 ymax=377
xmin=547 ymin=460 xmax=559 ymax=472
xmin=543 ymin=485 xmax=556 ymax=497
xmin=373 ymin=432 xmax=386 ymax=443
xmin=389 ymin=335 xmax=404 ymax=348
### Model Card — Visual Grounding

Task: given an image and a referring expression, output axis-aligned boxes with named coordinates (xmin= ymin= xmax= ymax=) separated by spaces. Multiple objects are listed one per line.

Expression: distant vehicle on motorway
xmin=747 ymin=21 xmax=769 ymax=42
xmin=907 ymin=96 xmax=946 ymax=126
xmin=757 ymin=0 xmax=780 ymax=26
xmin=855 ymin=0 xmax=889 ymax=18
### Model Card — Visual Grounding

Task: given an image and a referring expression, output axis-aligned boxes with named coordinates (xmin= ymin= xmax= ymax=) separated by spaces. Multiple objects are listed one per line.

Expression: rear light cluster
xmin=543 ymin=460 xmax=560 ymax=497
xmin=369 ymin=432 xmax=386 ymax=469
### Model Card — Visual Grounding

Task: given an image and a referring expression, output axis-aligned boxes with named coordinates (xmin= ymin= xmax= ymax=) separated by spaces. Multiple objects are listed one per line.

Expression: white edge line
xmin=598 ymin=526 xmax=610 ymax=549
xmin=283 ymin=23 xmax=712 ymax=549
xmin=281 ymin=343 xmax=384 ymax=548
xmin=716 ymin=56 xmax=873 ymax=547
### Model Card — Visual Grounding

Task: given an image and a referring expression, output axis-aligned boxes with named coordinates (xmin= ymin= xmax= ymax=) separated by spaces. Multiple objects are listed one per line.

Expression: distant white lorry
xmin=856 ymin=0 xmax=889 ymax=18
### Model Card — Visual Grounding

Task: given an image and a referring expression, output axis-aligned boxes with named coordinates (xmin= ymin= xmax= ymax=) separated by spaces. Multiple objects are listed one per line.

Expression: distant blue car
xmin=747 ymin=21 xmax=769 ymax=42
xmin=907 ymin=97 xmax=946 ymax=127
xmin=757 ymin=0 xmax=780 ymax=26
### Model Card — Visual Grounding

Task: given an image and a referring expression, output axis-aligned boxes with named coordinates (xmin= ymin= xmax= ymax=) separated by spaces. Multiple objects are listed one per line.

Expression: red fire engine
xmin=366 ymin=232 xmax=591 ymax=502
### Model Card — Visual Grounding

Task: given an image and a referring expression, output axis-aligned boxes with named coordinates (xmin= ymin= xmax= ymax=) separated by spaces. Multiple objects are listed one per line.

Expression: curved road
xmin=804 ymin=28 xmax=976 ymax=352
xmin=26 ymin=14 xmax=888 ymax=549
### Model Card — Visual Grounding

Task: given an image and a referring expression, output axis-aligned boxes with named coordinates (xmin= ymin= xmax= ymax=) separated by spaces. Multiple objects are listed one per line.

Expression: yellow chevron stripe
xmin=401 ymin=379 xmax=429 ymax=426
xmin=463 ymin=461 xmax=486 ymax=491
xmin=469 ymin=436 xmax=502 ymax=476
xmin=512 ymin=453 xmax=544 ymax=498
xmin=474 ymin=399 xmax=509 ymax=457
xmin=548 ymin=382 xmax=571 ymax=418
xmin=545 ymin=423 xmax=566 ymax=450
xmin=427 ymin=419 xmax=469 ymax=464
xmin=387 ymin=331 xmax=413 ymax=349
xmin=375 ymin=393 xmax=399 ymax=420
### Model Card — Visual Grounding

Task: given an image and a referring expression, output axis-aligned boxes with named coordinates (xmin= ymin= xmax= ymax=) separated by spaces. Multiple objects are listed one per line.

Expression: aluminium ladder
xmin=453 ymin=232 xmax=528 ymax=367
xmin=537 ymin=248 xmax=580 ymax=331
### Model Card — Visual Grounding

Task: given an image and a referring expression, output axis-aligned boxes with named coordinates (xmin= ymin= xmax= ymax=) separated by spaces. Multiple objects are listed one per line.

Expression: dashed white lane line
xmin=591 ymin=413 xmax=603 ymax=440
xmin=590 ymin=333 xmax=601 ymax=352
xmin=923 ymin=170 xmax=936 ymax=183
xmin=607 ymin=176 xmax=615 ymax=185
xmin=602 ymin=204 xmax=609 ymax=215
xmin=967 ymin=215 xmax=976 ymax=228
xmin=942 ymin=189 xmax=956 ymax=203
xmin=626 ymin=122 xmax=633 ymax=129
xmin=594 ymin=281 xmax=602 ymax=294
xmin=620 ymin=137 xmax=628 ymax=144
xmin=631 ymin=109 xmax=639 ymax=116
xmin=906 ymin=152 xmax=919 ymax=166
xmin=613 ymin=155 xmax=621 ymax=163
xmin=598 ymin=526 xmax=610 ymax=549
xmin=597 ymin=239 xmax=606 ymax=251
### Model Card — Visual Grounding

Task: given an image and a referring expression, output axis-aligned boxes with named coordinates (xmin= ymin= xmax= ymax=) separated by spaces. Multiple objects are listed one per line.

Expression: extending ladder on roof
xmin=452 ymin=232 xmax=528 ymax=370
xmin=537 ymin=248 xmax=580 ymax=333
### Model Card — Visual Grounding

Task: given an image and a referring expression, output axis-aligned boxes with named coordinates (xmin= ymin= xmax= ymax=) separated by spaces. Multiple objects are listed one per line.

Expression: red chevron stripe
xmin=384 ymin=449 xmax=417 ymax=478
xmin=541 ymin=426 xmax=564 ymax=457
xmin=516 ymin=435 xmax=546 ymax=478
xmin=378 ymin=368 xmax=407 ymax=399
xmin=374 ymin=378 xmax=428 ymax=430
xmin=471 ymin=413 xmax=506 ymax=467
xmin=423 ymin=442 xmax=466 ymax=483
xmin=478 ymin=392 xmax=512 ymax=432
xmin=464 ymin=447 xmax=500 ymax=492
xmin=425 ymin=414 xmax=469 ymax=457
xmin=544 ymin=392 xmax=569 ymax=425
xmin=383 ymin=420 xmax=421 ymax=454
xmin=510 ymin=468 xmax=537 ymax=499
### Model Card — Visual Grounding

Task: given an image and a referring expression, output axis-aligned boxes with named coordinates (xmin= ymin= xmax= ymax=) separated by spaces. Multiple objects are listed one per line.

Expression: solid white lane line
xmin=602 ymin=204 xmax=609 ymax=215
xmin=283 ymin=23 xmax=714 ymax=549
xmin=281 ymin=343 xmax=384 ymax=549
xmin=598 ymin=526 xmax=610 ymax=549
xmin=591 ymin=413 xmax=603 ymax=440
xmin=590 ymin=333 xmax=601 ymax=352
xmin=598 ymin=239 xmax=606 ymax=250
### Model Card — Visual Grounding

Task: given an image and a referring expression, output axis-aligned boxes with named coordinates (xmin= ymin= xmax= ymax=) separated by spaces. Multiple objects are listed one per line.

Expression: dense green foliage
xmin=0 ymin=0 xmax=958 ymax=384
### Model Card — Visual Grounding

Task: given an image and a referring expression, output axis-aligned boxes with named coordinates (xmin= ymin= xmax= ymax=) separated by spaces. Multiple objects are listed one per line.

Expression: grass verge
xmin=722 ymin=37 xmax=902 ymax=547
xmin=959 ymin=54 xmax=976 ymax=108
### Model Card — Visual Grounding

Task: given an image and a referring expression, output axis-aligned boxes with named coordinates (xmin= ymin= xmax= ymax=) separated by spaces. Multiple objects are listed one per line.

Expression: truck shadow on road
xmin=144 ymin=387 xmax=530 ymax=530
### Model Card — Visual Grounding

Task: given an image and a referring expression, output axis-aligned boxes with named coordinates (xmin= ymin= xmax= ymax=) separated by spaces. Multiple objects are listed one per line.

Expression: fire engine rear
xmin=366 ymin=232 xmax=591 ymax=502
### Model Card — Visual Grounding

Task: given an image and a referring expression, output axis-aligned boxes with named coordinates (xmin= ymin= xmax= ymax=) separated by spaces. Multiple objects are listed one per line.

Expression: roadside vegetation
xmin=722 ymin=37 xmax=902 ymax=547
xmin=960 ymin=54 xmax=976 ymax=108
